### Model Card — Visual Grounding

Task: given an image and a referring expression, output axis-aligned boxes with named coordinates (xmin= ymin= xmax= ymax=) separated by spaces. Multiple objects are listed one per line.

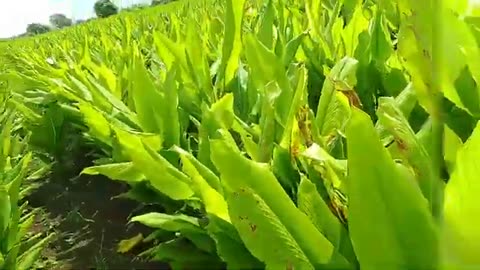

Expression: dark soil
xmin=25 ymin=153 xmax=171 ymax=270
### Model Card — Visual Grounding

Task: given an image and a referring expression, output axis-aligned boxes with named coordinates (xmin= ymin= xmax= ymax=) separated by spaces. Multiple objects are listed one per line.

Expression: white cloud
xmin=0 ymin=0 xmax=72 ymax=38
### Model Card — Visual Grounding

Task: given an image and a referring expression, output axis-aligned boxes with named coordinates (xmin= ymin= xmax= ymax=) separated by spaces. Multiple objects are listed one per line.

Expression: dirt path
xmin=26 ymin=166 xmax=170 ymax=270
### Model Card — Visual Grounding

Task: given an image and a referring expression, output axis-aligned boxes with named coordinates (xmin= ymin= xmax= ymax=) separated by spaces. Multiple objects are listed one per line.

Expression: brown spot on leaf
xmin=286 ymin=260 xmax=294 ymax=270
xmin=249 ymin=223 xmax=257 ymax=232
xmin=396 ymin=138 xmax=408 ymax=152
xmin=422 ymin=49 xmax=430 ymax=59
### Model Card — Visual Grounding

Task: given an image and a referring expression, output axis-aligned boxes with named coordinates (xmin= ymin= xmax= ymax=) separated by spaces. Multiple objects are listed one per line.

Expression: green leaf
xmin=132 ymin=213 xmax=216 ymax=256
xmin=114 ymin=128 xmax=193 ymax=200
xmin=206 ymin=215 xmax=263 ymax=269
xmin=143 ymin=238 xmax=223 ymax=270
xmin=257 ymin=0 xmax=275 ymax=49
xmin=81 ymin=162 xmax=145 ymax=183
xmin=210 ymin=136 xmax=351 ymax=269
xmin=442 ymin=122 xmax=480 ymax=267
xmin=244 ymin=33 xmax=292 ymax=124
xmin=376 ymin=83 xmax=418 ymax=145
xmin=131 ymin=212 xmax=201 ymax=232
xmin=297 ymin=177 xmax=356 ymax=264
xmin=283 ymin=32 xmax=308 ymax=67
xmin=444 ymin=125 xmax=462 ymax=174
xmin=198 ymin=94 xmax=238 ymax=171
xmin=342 ymin=4 xmax=369 ymax=56
xmin=376 ymin=96 xmax=439 ymax=214
xmin=176 ymin=147 xmax=229 ymax=222
xmin=316 ymin=57 xmax=357 ymax=149
xmin=218 ymin=0 xmax=246 ymax=85
xmin=16 ymin=233 xmax=55 ymax=270
xmin=227 ymin=187 xmax=313 ymax=269
xmin=78 ymin=102 xmax=113 ymax=146
xmin=370 ymin=9 xmax=394 ymax=63
xmin=0 ymin=186 xmax=11 ymax=236
xmin=130 ymin=50 xmax=164 ymax=133
xmin=399 ymin=2 xmax=480 ymax=116
xmin=159 ymin=64 xmax=181 ymax=147
xmin=346 ymin=107 xmax=438 ymax=270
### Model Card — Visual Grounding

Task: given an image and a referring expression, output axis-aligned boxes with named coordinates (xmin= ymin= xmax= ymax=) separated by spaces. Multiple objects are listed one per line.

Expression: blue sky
xmin=0 ymin=0 xmax=149 ymax=38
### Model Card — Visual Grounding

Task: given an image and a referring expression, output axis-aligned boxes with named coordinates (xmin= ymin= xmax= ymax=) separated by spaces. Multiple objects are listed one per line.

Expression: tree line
xmin=23 ymin=0 xmax=174 ymax=37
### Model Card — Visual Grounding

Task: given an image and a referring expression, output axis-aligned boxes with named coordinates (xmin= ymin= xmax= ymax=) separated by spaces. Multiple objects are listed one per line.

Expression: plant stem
xmin=431 ymin=0 xmax=445 ymax=220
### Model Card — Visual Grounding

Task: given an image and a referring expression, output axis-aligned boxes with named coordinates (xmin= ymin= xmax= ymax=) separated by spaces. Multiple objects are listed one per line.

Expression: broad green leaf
xmin=316 ymin=57 xmax=357 ymax=149
xmin=114 ymin=128 xmax=193 ymax=200
xmin=444 ymin=125 xmax=462 ymax=174
xmin=257 ymin=0 xmax=275 ymax=49
xmin=177 ymin=148 xmax=229 ymax=222
xmin=0 ymin=186 xmax=11 ymax=236
xmin=370 ymin=9 xmax=394 ymax=63
xmin=400 ymin=2 xmax=480 ymax=116
xmin=143 ymin=238 xmax=223 ymax=270
xmin=130 ymin=51 xmax=164 ymax=133
xmin=376 ymin=83 xmax=418 ymax=146
xmin=198 ymin=94 xmax=238 ymax=171
xmin=442 ymin=122 xmax=480 ymax=267
xmin=131 ymin=213 xmax=201 ymax=232
xmin=346 ymin=107 xmax=438 ymax=270
xmin=81 ymin=162 xmax=145 ymax=183
xmin=173 ymin=146 xmax=223 ymax=194
xmin=297 ymin=177 xmax=356 ymax=264
xmin=376 ymin=97 xmax=438 ymax=212
xmin=301 ymin=143 xmax=347 ymax=196
xmin=244 ymin=33 xmax=293 ymax=124
xmin=210 ymin=136 xmax=351 ymax=269
xmin=342 ymin=4 xmax=369 ymax=56
xmin=160 ymin=64 xmax=181 ymax=147
xmin=132 ymin=213 xmax=215 ymax=253
xmin=219 ymin=0 xmax=246 ymax=85
xmin=258 ymin=82 xmax=279 ymax=163
xmin=304 ymin=0 xmax=323 ymax=39
xmin=227 ymin=186 xmax=313 ymax=269
xmin=206 ymin=215 xmax=264 ymax=269
xmin=283 ymin=31 xmax=308 ymax=67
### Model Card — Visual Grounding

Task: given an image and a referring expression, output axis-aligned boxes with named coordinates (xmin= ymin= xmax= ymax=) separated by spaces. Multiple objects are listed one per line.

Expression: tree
xmin=75 ymin=19 xmax=86 ymax=25
xmin=94 ymin=0 xmax=118 ymax=18
xmin=49 ymin=14 xmax=73 ymax=29
xmin=26 ymin=23 xmax=51 ymax=36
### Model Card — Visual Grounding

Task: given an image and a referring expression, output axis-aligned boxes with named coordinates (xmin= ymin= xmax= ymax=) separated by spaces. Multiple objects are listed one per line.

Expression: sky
xmin=0 ymin=0 xmax=149 ymax=38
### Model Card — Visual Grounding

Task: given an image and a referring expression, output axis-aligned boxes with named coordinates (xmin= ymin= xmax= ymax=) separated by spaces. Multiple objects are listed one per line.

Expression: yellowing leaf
xmin=117 ymin=233 xmax=144 ymax=254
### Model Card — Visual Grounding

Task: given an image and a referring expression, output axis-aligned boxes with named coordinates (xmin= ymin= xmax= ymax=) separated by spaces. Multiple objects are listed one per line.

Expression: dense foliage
xmin=0 ymin=98 xmax=53 ymax=269
xmin=2 ymin=0 xmax=480 ymax=269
